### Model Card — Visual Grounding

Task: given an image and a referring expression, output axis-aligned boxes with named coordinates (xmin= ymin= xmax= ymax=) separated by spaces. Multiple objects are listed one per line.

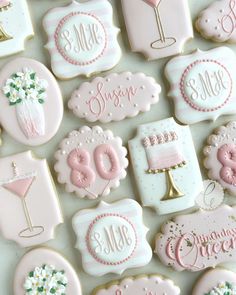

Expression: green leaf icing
xmin=205 ymin=281 xmax=236 ymax=295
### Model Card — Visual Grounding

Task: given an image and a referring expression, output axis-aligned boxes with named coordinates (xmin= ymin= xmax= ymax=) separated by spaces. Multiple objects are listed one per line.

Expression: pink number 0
xmin=217 ymin=143 xmax=236 ymax=185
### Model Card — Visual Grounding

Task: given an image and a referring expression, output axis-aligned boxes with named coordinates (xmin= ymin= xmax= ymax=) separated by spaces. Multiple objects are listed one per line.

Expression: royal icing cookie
xmin=155 ymin=204 xmax=236 ymax=272
xmin=165 ymin=47 xmax=236 ymax=124
xmin=68 ymin=72 xmax=161 ymax=123
xmin=92 ymin=274 xmax=180 ymax=295
xmin=121 ymin=0 xmax=193 ymax=61
xmin=0 ymin=151 xmax=63 ymax=248
xmin=196 ymin=0 xmax=236 ymax=43
xmin=0 ymin=57 xmax=63 ymax=146
xmin=192 ymin=268 xmax=236 ymax=295
xmin=43 ymin=0 xmax=121 ymax=79
xmin=0 ymin=0 xmax=33 ymax=57
xmin=72 ymin=199 xmax=152 ymax=276
xmin=204 ymin=121 xmax=236 ymax=196
xmin=13 ymin=247 xmax=82 ymax=295
xmin=54 ymin=126 xmax=128 ymax=199
xmin=128 ymin=117 xmax=203 ymax=215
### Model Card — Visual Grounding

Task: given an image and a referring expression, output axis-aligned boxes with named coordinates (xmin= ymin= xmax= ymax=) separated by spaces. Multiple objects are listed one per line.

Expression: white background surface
xmin=1 ymin=0 xmax=236 ymax=294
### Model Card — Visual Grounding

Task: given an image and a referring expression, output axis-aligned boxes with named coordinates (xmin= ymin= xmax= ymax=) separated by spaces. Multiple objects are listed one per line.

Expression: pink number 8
xmin=217 ymin=143 xmax=236 ymax=185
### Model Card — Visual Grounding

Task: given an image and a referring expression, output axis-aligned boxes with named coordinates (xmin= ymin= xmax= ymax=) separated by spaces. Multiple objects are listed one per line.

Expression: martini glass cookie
xmin=13 ymin=247 xmax=82 ymax=295
xmin=0 ymin=0 xmax=33 ymax=58
xmin=0 ymin=57 xmax=63 ymax=146
xmin=0 ymin=151 xmax=63 ymax=248
xmin=72 ymin=199 xmax=152 ymax=276
xmin=43 ymin=0 xmax=121 ymax=79
xmin=55 ymin=126 xmax=128 ymax=199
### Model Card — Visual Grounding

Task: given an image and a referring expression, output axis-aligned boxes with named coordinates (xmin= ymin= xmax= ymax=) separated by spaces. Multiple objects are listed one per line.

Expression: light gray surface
xmin=1 ymin=0 xmax=236 ymax=294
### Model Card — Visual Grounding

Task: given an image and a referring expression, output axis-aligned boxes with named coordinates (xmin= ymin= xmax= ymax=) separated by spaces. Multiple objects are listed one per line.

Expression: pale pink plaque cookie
xmin=43 ymin=0 xmax=121 ymax=79
xmin=68 ymin=72 xmax=161 ymax=123
xmin=196 ymin=0 xmax=236 ymax=43
xmin=54 ymin=126 xmax=128 ymax=199
xmin=14 ymin=247 xmax=82 ymax=295
xmin=121 ymin=0 xmax=193 ymax=61
xmin=92 ymin=274 xmax=180 ymax=295
xmin=0 ymin=57 xmax=63 ymax=146
xmin=0 ymin=151 xmax=63 ymax=248
xmin=165 ymin=47 xmax=236 ymax=124
xmin=72 ymin=199 xmax=152 ymax=276
xmin=204 ymin=121 xmax=236 ymax=196
xmin=155 ymin=204 xmax=236 ymax=272
xmin=192 ymin=268 xmax=236 ymax=295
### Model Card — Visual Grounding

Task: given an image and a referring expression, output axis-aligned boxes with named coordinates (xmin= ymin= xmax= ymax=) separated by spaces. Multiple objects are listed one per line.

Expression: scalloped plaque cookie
xmin=192 ymin=268 xmax=236 ymax=295
xmin=92 ymin=274 xmax=180 ymax=295
xmin=204 ymin=121 xmax=236 ymax=196
xmin=55 ymin=126 xmax=128 ymax=199
xmin=68 ymin=72 xmax=161 ymax=123
xmin=121 ymin=0 xmax=193 ymax=60
xmin=43 ymin=0 xmax=121 ymax=79
xmin=14 ymin=247 xmax=82 ymax=295
xmin=72 ymin=199 xmax=152 ymax=276
xmin=196 ymin=0 xmax=236 ymax=43
xmin=0 ymin=151 xmax=63 ymax=248
xmin=165 ymin=47 xmax=236 ymax=124
xmin=0 ymin=0 xmax=33 ymax=58
xmin=0 ymin=57 xmax=63 ymax=146
xmin=128 ymin=117 xmax=203 ymax=215
xmin=155 ymin=205 xmax=236 ymax=272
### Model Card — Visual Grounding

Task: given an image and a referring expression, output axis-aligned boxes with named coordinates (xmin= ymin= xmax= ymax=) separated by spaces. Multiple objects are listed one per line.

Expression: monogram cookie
xmin=68 ymin=72 xmax=161 ymax=123
xmin=155 ymin=205 xmax=236 ymax=272
xmin=165 ymin=47 xmax=236 ymax=124
xmin=196 ymin=0 xmax=236 ymax=43
xmin=72 ymin=199 xmax=152 ymax=276
xmin=128 ymin=117 xmax=203 ymax=215
xmin=43 ymin=0 xmax=121 ymax=79
xmin=14 ymin=248 xmax=82 ymax=295
xmin=121 ymin=0 xmax=193 ymax=60
xmin=0 ymin=0 xmax=33 ymax=57
xmin=54 ymin=126 xmax=128 ymax=199
xmin=204 ymin=121 xmax=236 ymax=196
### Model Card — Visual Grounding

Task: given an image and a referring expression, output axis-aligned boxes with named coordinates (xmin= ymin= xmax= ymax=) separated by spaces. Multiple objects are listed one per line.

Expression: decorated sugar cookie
xmin=0 ymin=58 xmax=63 ymax=146
xmin=72 ymin=199 xmax=152 ymax=276
xmin=0 ymin=0 xmax=33 ymax=57
xmin=165 ymin=47 xmax=236 ymax=124
xmin=196 ymin=0 xmax=236 ymax=43
xmin=192 ymin=268 xmax=236 ymax=295
xmin=13 ymin=247 xmax=82 ymax=295
xmin=43 ymin=0 xmax=121 ymax=79
xmin=55 ymin=126 xmax=128 ymax=199
xmin=92 ymin=274 xmax=180 ymax=295
xmin=128 ymin=117 xmax=203 ymax=215
xmin=121 ymin=0 xmax=193 ymax=60
xmin=155 ymin=204 xmax=236 ymax=272
xmin=204 ymin=121 xmax=236 ymax=196
xmin=68 ymin=72 xmax=161 ymax=123
xmin=0 ymin=151 xmax=63 ymax=248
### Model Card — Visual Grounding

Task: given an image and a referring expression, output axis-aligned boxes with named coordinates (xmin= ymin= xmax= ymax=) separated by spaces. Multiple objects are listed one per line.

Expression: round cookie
xmin=192 ymin=268 xmax=236 ymax=295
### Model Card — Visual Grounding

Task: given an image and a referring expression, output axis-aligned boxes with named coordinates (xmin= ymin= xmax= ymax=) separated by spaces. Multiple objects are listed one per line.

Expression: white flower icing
xmin=205 ymin=281 xmax=236 ymax=295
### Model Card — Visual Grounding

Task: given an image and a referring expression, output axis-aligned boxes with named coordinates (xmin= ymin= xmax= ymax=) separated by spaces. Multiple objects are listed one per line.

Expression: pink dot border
xmin=180 ymin=59 xmax=233 ymax=112
xmin=86 ymin=213 xmax=138 ymax=266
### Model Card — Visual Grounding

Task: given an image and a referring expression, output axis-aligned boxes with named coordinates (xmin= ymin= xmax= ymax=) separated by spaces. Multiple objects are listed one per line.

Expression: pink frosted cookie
xmin=43 ymin=0 xmax=121 ymax=79
xmin=165 ymin=47 xmax=236 ymax=124
xmin=72 ymin=199 xmax=152 ymax=276
xmin=192 ymin=268 xmax=236 ymax=295
xmin=55 ymin=126 xmax=128 ymax=199
xmin=204 ymin=121 xmax=236 ymax=196
xmin=68 ymin=72 xmax=161 ymax=123
xmin=0 ymin=151 xmax=63 ymax=248
xmin=93 ymin=274 xmax=180 ymax=295
xmin=155 ymin=204 xmax=236 ymax=272
xmin=14 ymin=247 xmax=82 ymax=295
xmin=196 ymin=0 xmax=236 ymax=43
xmin=0 ymin=58 xmax=63 ymax=146
xmin=121 ymin=0 xmax=193 ymax=61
